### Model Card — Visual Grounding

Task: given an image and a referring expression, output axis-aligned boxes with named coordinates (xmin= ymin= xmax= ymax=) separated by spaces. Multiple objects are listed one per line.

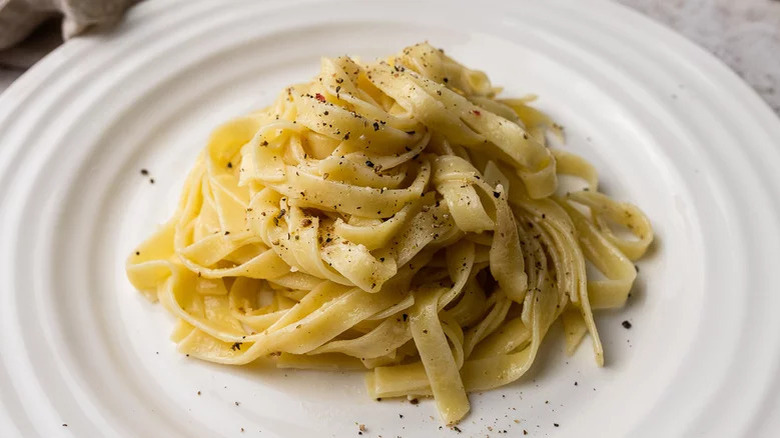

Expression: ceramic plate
xmin=2 ymin=0 xmax=780 ymax=436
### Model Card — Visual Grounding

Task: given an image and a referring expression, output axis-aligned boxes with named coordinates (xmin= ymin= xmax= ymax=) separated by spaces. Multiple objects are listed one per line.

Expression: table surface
xmin=0 ymin=0 xmax=779 ymax=115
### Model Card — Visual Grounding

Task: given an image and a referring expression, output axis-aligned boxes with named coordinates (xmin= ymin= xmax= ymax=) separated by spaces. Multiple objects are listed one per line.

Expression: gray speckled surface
xmin=0 ymin=0 xmax=779 ymax=115
xmin=617 ymin=0 xmax=780 ymax=114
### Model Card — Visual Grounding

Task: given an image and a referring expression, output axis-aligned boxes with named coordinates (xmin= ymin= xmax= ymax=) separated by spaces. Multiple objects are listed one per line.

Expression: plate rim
xmin=1 ymin=1 xmax=780 ymax=437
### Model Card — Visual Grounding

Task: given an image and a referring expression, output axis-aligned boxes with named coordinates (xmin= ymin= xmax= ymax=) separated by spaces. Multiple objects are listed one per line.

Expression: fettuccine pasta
xmin=127 ymin=43 xmax=653 ymax=425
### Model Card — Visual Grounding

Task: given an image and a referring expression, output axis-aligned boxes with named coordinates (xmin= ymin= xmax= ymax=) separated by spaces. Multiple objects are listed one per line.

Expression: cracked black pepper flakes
xmin=124 ymin=43 xmax=656 ymax=429
xmin=622 ymin=320 xmax=632 ymax=329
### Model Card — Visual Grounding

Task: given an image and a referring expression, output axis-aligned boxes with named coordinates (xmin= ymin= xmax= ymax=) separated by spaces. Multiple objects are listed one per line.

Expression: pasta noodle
xmin=127 ymin=43 xmax=653 ymax=425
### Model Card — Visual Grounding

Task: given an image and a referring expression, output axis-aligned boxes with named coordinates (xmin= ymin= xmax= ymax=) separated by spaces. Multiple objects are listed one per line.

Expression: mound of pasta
xmin=127 ymin=43 xmax=653 ymax=425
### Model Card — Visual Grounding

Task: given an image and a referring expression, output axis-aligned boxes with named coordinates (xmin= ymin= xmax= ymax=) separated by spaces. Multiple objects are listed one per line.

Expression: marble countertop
xmin=1 ymin=0 xmax=779 ymax=115
xmin=619 ymin=0 xmax=779 ymax=114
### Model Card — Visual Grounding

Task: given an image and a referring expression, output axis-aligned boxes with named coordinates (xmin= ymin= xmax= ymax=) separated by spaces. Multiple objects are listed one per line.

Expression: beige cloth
xmin=0 ymin=0 xmax=136 ymax=49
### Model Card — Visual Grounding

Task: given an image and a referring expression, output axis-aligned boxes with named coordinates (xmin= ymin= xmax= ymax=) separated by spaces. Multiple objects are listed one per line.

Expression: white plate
xmin=2 ymin=0 xmax=780 ymax=436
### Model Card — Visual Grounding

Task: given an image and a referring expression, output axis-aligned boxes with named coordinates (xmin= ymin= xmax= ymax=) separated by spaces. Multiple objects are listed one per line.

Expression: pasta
xmin=127 ymin=43 xmax=653 ymax=425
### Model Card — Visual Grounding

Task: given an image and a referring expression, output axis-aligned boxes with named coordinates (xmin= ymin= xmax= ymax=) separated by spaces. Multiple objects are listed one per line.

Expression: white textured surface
xmin=2 ymin=0 xmax=780 ymax=437
xmin=1 ymin=0 xmax=779 ymax=114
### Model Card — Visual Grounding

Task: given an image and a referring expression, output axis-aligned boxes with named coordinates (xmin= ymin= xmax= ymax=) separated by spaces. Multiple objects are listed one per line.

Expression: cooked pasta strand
xmin=127 ymin=42 xmax=653 ymax=425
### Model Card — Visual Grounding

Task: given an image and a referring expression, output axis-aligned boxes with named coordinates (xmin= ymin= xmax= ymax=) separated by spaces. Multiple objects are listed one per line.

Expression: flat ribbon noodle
xmin=126 ymin=42 xmax=654 ymax=426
